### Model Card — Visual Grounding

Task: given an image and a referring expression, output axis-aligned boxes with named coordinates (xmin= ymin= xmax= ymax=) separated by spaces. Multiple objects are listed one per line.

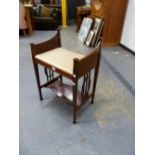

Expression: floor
xmin=19 ymin=26 xmax=135 ymax=155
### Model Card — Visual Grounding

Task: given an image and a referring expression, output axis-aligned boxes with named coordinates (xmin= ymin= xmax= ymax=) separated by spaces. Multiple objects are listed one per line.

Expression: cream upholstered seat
xmin=35 ymin=48 xmax=85 ymax=75
xmin=31 ymin=30 xmax=102 ymax=124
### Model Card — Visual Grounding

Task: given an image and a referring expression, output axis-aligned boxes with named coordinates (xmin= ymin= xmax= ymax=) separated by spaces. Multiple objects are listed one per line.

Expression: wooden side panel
xmin=91 ymin=0 xmax=128 ymax=46
xmin=91 ymin=0 xmax=109 ymax=18
xmin=105 ymin=0 xmax=128 ymax=45
xmin=73 ymin=41 xmax=101 ymax=78
xmin=77 ymin=50 xmax=98 ymax=78
xmin=30 ymin=29 xmax=61 ymax=56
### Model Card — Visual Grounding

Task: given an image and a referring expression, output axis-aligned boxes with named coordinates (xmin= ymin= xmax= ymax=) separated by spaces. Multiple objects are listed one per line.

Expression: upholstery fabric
xmin=40 ymin=4 xmax=52 ymax=17
xmin=32 ymin=4 xmax=60 ymax=30
xmin=35 ymin=48 xmax=85 ymax=74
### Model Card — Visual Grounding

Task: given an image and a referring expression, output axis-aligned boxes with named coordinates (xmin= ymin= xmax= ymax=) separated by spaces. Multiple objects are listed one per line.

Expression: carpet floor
xmin=19 ymin=26 xmax=135 ymax=155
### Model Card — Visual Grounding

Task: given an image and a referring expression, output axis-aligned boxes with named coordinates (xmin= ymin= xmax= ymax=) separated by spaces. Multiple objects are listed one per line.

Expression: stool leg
xmin=91 ymin=67 xmax=99 ymax=104
xmin=34 ymin=63 xmax=43 ymax=100
xmin=73 ymin=81 xmax=77 ymax=124
xmin=59 ymin=75 xmax=63 ymax=83
xmin=23 ymin=29 xmax=27 ymax=37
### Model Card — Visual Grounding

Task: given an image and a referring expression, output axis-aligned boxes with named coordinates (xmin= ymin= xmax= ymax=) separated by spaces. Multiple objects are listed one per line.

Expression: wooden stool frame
xmin=30 ymin=29 xmax=102 ymax=123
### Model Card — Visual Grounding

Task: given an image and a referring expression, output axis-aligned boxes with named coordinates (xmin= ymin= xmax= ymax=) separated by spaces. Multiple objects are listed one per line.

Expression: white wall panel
xmin=121 ymin=0 xmax=135 ymax=52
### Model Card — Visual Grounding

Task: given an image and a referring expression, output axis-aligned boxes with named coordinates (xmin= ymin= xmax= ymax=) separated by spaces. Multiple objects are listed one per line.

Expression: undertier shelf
xmin=47 ymin=81 xmax=83 ymax=106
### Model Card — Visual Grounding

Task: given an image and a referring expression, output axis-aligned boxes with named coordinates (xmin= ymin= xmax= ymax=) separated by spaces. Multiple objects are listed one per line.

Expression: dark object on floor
xmin=30 ymin=29 xmax=102 ymax=123
xmin=19 ymin=29 xmax=28 ymax=36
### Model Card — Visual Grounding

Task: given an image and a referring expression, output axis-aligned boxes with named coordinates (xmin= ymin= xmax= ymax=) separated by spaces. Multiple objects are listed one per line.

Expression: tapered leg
xmin=23 ymin=29 xmax=27 ymax=37
xmin=91 ymin=67 xmax=99 ymax=104
xmin=59 ymin=75 xmax=63 ymax=83
xmin=73 ymin=81 xmax=77 ymax=124
xmin=34 ymin=63 xmax=43 ymax=100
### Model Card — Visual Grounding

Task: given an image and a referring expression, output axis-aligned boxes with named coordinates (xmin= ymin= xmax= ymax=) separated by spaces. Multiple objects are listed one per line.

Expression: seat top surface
xmin=35 ymin=48 xmax=85 ymax=75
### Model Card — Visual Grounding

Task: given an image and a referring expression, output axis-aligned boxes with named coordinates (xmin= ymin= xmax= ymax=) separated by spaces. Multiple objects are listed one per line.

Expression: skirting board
xmin=119 ymin=43 xmax=135 ymax=55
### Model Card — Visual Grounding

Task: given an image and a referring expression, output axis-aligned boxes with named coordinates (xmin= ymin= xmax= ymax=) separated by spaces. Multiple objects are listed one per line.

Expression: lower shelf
xmin=47 ymin=81 xmax=82 ymax=106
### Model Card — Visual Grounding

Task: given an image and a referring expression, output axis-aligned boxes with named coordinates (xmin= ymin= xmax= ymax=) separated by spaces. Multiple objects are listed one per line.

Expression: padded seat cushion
xmin=35 ymin=48 xmax=85 ymax=75
xmin=40 ymin=4 xmax=52 ymax=17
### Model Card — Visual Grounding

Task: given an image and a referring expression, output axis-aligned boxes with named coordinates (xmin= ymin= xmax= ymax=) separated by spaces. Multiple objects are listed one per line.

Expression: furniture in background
xmin=41 ymin=0 xmax=50 ymax=3
xmin=41 ymin=0 xmax=61 ymax=4
xmin=33 ymin=4 xmax=60 ymax=30
xmin=42 ymin=0 xmax=62 ymax=25
xmin=19 ymin=2 xmax=28 ymax=36
xmin=91 ymin=0 xmax=128 ymax=46
xmin=30 ymin=29 xmax=102 ymax=123
xmin=32 ymin=4 xmax=61 ymax=30
xmin=24 ymin=3 xmax=34 ymax=34
xmin=76 ymin=5 xmax=91 ymax=31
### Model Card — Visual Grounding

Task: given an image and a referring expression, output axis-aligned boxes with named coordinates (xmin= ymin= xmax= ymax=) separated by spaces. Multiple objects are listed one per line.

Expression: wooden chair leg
xmin=59 ymin=75 xmax=63 ymax=83
xmin=23 ymin=29 xmax=27 ymax=37
xmin=73 ymin=81 xmax=77 ymax=124
xmin=91 ymin=67 xmax=99 ymax=104
xmin=34 ymin=63 xmax=43 ymax=100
